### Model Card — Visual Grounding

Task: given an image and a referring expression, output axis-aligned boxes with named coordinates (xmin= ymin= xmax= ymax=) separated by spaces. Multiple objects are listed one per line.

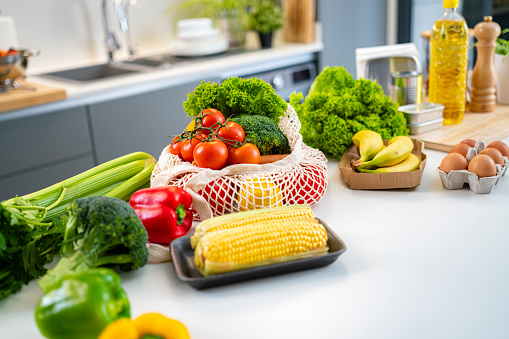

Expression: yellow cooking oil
xmin=428 ymin=0 xmax=469 ymax=125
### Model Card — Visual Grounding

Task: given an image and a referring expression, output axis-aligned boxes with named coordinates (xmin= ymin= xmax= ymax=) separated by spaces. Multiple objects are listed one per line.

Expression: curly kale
xmin=183 ymin=77 xmax=287 ymax=124
xmin=290 ymin=66 xmax=409 ymax=159
xmin=0 ymin=198 xmax=65 ymax=301
xmin=230 ymin=114 xmax=290 ymax=155
xmin=38 ymin=196 xmax=148 ymax=292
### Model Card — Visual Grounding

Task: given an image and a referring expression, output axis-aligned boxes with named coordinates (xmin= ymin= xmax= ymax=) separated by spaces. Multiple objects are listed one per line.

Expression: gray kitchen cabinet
xmin=0 ymin=106 xmax=94 ymax=200
xmin=0 ymin=156 xmax=95 ymax=200
xmin=88 ymin=79 xmax=219 ymax=164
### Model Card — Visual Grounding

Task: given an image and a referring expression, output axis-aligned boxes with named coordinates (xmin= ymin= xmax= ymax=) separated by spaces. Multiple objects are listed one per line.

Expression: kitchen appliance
xmin=239 ymin=61 xmax=317 ymax=101
xmin=356 ymin=43 xmax=421 ymax=96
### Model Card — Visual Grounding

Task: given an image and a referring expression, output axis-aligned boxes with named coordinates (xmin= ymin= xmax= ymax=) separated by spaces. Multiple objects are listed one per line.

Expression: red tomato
xmin=217 ymin=121 xmax=245 ymax=148
xmin=180 ymin=133 xmax=206 ymax=162
xmin=200 ymin=178 xmax=235 ymax=215
xmin=170 ymin=137 xmax=183 ymax=160
xmin=6 ymin=49 xmax=18 ymax=55
xmin=227 ymin=143 xmax=260 ymax=165
xmin=289 ymin=165 xmax=327 ymax=205
xmin=193 ymin=140 xmax=228 ymax=170
xmin=196 ymin=108 xmax=225 ymax=134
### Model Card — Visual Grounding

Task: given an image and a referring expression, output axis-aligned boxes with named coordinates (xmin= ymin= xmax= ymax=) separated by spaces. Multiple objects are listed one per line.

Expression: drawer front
xmin=0 ymin=106 xmax=92 ymax=176
xmin=89 ymin=80 xmax=217 ymax=164
xmin=0 ymin=155 xmax=95 ymax=201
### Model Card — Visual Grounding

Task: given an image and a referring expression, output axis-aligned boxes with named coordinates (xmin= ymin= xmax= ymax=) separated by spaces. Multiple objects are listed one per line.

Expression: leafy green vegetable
xmin=496 ymin=28 xmax=509 ymax=62
xmin=38 ymin=196 xmax=148 ymax=293
xmin=248 ymin=0 xmax=284 ymax=34
xmin=0 ymin=152 xmax=155 ymax=300
xmin=290 ymin=66 xmax=409 ymax=159
xmin=230 ymin=114 xmax=291 ymax=155
xmin=183 ymin=77 xmax=287 ymax=123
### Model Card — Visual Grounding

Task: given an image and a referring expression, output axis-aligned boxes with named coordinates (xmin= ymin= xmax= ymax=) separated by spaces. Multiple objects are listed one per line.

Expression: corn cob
xmin=190 ymin=205 xmax=315 ymax=249
xmin=194 ymin=219 xmax=328 ymax=276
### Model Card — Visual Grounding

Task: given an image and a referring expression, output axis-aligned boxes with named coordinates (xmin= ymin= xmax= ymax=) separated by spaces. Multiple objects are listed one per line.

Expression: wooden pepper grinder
xmin=470 ymin=16 xmax=501 ymax=112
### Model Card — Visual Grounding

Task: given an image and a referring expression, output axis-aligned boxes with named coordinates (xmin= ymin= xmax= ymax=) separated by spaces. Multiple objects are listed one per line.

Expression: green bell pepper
xmin=35 ymin=268 xmax=130 ymax=339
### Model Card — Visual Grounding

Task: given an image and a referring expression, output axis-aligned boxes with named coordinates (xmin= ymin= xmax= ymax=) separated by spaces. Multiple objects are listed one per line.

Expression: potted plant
xmin=165 ymin=0 xmax=249 ymax=48
xmin=248 ymin=0 xmax=284 ymax=48
xmin=495 ymin=28 xmax=509 ymax=104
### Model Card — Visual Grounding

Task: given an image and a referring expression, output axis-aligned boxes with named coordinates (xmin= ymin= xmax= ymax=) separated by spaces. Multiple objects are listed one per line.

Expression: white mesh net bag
xmin=150 ymin=103 xmax=328 ymax=222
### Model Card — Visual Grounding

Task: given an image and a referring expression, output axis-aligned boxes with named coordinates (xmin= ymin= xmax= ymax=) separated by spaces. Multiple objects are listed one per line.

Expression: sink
xmin=38 ymin=63 xmax=152 ymax=84
xmin=36 ymin=49 xmax=251 ymax=84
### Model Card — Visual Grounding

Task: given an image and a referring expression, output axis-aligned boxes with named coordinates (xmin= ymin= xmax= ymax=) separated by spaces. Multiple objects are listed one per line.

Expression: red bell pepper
xmin=129 ymin=186 xmax=193 ymax=244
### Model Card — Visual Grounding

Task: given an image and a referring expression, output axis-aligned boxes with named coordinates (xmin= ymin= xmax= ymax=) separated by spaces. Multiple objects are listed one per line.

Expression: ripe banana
xmin=351 ymin=135 xmax=414 ymax=170
xmin=352 ymin=130 xmax=384 ymax=162
xmin=357 ymin=153 xmax=420 ymax=173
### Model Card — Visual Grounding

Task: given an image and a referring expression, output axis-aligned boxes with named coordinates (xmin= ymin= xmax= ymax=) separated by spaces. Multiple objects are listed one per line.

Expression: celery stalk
xmin=0 ymin=151 xmax=156 ymax=300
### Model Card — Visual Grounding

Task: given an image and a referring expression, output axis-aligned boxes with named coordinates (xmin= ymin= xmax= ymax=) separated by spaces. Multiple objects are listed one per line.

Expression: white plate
xmin=169 ymin=37 xmax=228 ymax=57
xmin=177 ymin=28 xmax=219 ymax=42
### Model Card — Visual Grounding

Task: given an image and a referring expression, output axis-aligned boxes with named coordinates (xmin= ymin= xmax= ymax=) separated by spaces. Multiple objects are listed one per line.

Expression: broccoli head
xmin=38 ymin=196 xmax=148 ymax=292
xmin=230 ymin=114 xmax=291 ymax=155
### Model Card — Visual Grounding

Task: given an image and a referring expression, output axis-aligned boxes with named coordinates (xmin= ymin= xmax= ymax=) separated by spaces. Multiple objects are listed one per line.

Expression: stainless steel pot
xmin=0 ymin=49 xmax=39 ymax=82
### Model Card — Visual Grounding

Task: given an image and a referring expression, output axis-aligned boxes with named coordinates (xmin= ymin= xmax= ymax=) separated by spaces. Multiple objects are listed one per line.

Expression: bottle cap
xmin=443 ymin=0 xmax=458 ymax=8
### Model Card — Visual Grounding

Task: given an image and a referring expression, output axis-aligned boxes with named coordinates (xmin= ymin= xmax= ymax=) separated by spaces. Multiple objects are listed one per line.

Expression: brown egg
xmin=486 ymin=141 xmax=509 ymax=158
xmin=439 ymin=153 xmax=468 ymax=173
xmin=449 ymin=143 xmax=472 ymax=157
xmin=460 ymin=138 xmax=476 ymax=147
xmin=479 ymin=147 xmax=504 ymax=167
xmin=468 ymin=154 xmax=497 ymax=178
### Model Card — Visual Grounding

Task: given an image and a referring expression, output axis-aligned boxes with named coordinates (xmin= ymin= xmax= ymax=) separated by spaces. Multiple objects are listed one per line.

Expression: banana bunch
xmin=350 ymin=131 xmax=420 ymax=173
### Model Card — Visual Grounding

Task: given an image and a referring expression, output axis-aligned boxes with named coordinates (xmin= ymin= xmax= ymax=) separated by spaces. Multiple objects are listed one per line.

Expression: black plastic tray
xmin=169 ymin=219 xmax=346 ymax=289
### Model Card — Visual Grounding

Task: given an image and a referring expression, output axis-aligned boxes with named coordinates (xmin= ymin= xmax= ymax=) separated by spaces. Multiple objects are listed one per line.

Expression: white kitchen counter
xmin=2 ymin=145 xmax=509 ymax=339
xmin=0 ymin=42 xmax=322 ymax=122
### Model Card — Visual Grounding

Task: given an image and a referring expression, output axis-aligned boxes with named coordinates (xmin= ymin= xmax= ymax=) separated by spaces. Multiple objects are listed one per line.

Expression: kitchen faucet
xmin=101 ymin=0 xmax=140 ymax=63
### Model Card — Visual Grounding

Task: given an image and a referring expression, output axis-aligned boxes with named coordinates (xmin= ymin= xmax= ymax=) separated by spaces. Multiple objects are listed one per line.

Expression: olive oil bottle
xmin=429 ymin=0 xmax=469 ymax=124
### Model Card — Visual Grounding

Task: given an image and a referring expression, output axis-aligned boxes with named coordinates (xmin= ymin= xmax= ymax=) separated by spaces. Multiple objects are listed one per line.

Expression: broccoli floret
xmin=291 ymin=66 xmax=409 ymax=160
xmin=38 ymin=196 xmax=148 ymax=292
xmin=230 ymin=114 xmax=291 ymax=155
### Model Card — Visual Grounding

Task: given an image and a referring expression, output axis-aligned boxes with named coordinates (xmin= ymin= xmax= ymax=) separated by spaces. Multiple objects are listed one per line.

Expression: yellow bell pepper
xmin=98 ymin=313 xmax=191 ymax=339
xmin=186 ymin=120 xmax=195 ymax=132
xmin=238 ymin=177 xmax=283 ymax=211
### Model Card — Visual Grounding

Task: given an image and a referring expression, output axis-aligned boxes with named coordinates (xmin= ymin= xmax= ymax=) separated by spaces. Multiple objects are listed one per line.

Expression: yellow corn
xmin=194 ymin=219 xmax=328 ymax=276
xmin=190 ymin=205 xmax=315 ymax=249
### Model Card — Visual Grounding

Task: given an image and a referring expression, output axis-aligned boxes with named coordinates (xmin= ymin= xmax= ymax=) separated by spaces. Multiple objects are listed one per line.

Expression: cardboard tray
xmin=169 ymin=219 xmax=346 ymax=289
xmin=436 ymin=141 xmax=509 ymax=194
xmin=338 ymin=138 xmax=427 ymax=190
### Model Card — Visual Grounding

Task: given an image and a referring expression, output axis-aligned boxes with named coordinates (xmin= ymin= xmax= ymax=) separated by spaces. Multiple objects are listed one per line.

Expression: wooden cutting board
xmin=0 ymin=80 xmax=66 ymax=113
xmin=413 ymin=104 xmax=509 ymax=152
xmin=282 ymin=0 xmax=316 ymax=43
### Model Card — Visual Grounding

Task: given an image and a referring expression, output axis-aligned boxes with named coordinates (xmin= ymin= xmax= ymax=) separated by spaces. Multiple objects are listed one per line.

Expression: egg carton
xmin=437 ymin=140 xmax=509 ymax=194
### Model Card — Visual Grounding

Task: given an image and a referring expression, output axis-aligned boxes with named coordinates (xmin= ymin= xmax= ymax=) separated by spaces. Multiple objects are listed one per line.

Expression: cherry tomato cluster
xmin=170 ymin=108 xmax=260 ymax=170
xmin=0 ymin=49 xmax=19 ymax=57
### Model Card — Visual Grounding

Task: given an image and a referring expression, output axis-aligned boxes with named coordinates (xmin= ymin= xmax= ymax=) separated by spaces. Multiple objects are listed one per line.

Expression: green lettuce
xmin=183 ymin=77 xmax=287 ymax=123
xmin=290 ymin=66 xmax=409 ymax=159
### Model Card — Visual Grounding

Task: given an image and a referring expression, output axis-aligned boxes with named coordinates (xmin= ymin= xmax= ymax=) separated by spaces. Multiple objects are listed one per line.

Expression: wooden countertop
xmin=413 ymin=104 xmax=509 ymax=152
xmin=0 ymin=80 xmax=66 ymax=113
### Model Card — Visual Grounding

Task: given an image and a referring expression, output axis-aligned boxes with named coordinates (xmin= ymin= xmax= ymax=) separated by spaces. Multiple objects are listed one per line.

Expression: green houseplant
xmin=165 ymin=0 xmax=250 ymax=48
xmin=248 ymin=0 xmax=284 ymax=48
xmin=495 ymin=28 xmax=509 ymax=104
xmin=496 ymin=28 xmax=509 ymax=61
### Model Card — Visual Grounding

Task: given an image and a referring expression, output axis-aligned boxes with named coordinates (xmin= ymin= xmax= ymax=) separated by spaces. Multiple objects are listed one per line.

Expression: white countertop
xmin=2 ymin=146 xmax=509 ymax=339
xmin=0 ymin=42 xmax=322 ymax=122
